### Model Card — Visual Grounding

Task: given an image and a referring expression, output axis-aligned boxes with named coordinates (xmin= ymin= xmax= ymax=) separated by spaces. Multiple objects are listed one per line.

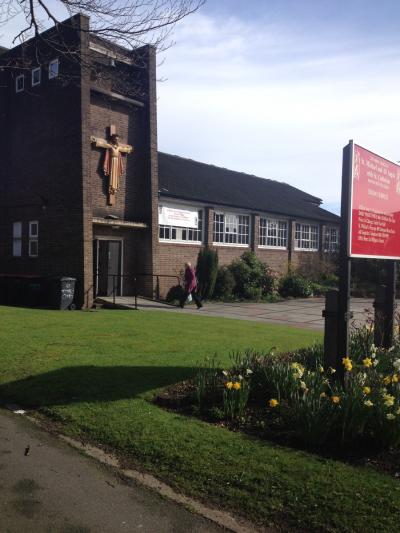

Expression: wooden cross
xmin=90 ymin=125 xmax=133 ymax=206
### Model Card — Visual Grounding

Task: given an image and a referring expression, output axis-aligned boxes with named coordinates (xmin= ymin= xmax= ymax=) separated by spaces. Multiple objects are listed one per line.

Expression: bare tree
xmin=0 ymin=0 xmax=204 ymax=50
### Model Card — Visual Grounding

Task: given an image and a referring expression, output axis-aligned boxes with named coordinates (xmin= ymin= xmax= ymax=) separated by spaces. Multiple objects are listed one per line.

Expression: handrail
xmin=96 ymin=273 xmax=181 ymax=310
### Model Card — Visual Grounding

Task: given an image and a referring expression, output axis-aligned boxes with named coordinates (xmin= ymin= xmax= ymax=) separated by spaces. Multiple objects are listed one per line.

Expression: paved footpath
xmin=102 ymin=296 xmax=375 ymax=331
xmin=0 ymin=408 xmax=223 ymax=533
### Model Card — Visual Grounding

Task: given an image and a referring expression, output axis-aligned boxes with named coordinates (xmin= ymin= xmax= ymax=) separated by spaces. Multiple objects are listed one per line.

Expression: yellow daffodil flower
xmin=363 ymin=386 xmax=371 ymax=395
xmin=362 ymin=357 xmax=373 ymax=368
xmin=331 ymin=396 xmax=340 ymax=404
xmin=342 ymin=357 xmax=352 ymax=372
xmin=269 ymin=399 xmax=279 ymax=408
xmin=383 ymin=394 xmax=395 ymax=407
xmin=226 ymin=381 xmax=233 ymax=390
xmin=233 ymin=382 xmax=241 ymax=390
xmin=364 ymin=400 xmax=374 ymax=407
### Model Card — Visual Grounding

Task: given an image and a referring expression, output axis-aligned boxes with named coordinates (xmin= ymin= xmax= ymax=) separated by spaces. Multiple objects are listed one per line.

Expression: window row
xmin=13 ymin=221 xmax=39 ymax=257
xmin=159 ymin=208 xmax=339 ymax=252
xmin=16 ymin=59 xmax=59 ymax=93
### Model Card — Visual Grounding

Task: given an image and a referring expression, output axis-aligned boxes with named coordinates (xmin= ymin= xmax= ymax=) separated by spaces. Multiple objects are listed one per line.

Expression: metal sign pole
xmin=337 ymin=141 xmax=353 ymax=381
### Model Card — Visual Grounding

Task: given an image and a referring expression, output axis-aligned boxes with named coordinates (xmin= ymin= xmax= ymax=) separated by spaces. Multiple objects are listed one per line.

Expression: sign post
xmin=334 ymin=141 xmax=400 ymax=374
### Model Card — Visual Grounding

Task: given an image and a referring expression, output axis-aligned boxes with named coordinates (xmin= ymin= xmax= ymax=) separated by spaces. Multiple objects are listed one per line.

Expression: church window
xmin=15 ymin=75 xmax=24 ymax=93
xmin=324 ymin=226 xmax=339 ymax=252
xmin=49 ymin=59 xmax=59 ymax=79
xmin=295 ymin=223 xmax=319 ymax=251
xmin=213 ymin=212 xmax=250 ymax=245
xmin=259 ymin=218 xmax=287 ymax=248
xmin=12 ymin=222 xmax=22 ymax=257
xmin=159 ymin=206 xmax=203 ymax=243
xmin=29 ymin=221 xmax=39 ymax=257
xmin=32 ymin=67 xmax=41 ymax=86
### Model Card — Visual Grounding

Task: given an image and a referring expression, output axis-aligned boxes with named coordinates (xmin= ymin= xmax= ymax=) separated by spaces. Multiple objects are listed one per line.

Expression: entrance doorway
xmin=94 ymin=239 xmax=123 ymax=296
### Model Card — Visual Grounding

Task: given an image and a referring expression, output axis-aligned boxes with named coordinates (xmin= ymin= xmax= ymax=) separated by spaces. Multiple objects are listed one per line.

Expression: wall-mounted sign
xmin=158 ymin=205 xmax=198 ymax=228
xmin=349 ymin=143 xmax=400 ymax=259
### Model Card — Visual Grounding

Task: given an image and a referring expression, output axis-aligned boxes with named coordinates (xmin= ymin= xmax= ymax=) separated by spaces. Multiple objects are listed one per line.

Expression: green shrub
xmin=196 ymin=248 xmax=218 ymax=299
xmin=279 ymin=274 xmax=313 ymax=298
xmin=230 ymin=251 xmax=267 ymax=299
xmin=214 ymin=267 xmax=235 ymax=300
xmin=262 ymin=267 xmax=281 ymax=297
xmin=165 ymin=284 xmax=184 ymax=303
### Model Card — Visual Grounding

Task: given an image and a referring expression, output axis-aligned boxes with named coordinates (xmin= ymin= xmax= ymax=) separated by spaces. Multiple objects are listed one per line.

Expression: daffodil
xmin=364 ymin=400 xmax=374 ymax=407
xmin=233 ymin=381 xmax=241 ymax=390
xmin=226 ymin=381 xmax=233 ymax=390
xmin=328 ymin=367 xmax=336 ymax=374
xmin=386 ymin=413 xmax=396 ymax=420
xmin=383 ymin=376 xmax=392 ymax=385
xmin=383 ymin=394 xmax=395 ymax=407
xmin=392 ymin=374 xmax=399 ymax=384
xmin=269 ymin=399 xmax=279 ymax=408
xmin=363 ymin=386 xmax=371 ymax=395
xmin=320 ymin=392 xmax=327 ymax=398
xmin=362 ymin=357 xmax=373 ymax=368
xmin=331 ymin=396 xmax=340 ymax=404
xmin=319 ymin=365 xmax=324 ymax=373
xmin=342 ymin=357 xmax=352 ymax=372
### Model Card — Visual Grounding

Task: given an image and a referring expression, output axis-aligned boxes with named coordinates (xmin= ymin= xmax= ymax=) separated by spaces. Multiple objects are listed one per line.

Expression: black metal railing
xmin=97 ymin=273 xmax=181 ymax=310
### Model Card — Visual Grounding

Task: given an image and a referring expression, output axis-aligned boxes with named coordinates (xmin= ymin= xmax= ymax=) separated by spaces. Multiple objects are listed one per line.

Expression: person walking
xmin=180 ymin=262 xmax=203 ymax=309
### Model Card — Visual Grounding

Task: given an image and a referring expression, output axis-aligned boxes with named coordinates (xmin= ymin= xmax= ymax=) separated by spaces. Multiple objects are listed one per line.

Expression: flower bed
xmin=155 ymin=325 xmax=400 ymax=473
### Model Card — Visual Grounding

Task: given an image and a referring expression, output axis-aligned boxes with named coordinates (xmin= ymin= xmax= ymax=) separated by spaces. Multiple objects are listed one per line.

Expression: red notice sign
xmin=350 ymin=143 xmax=400 ymax=259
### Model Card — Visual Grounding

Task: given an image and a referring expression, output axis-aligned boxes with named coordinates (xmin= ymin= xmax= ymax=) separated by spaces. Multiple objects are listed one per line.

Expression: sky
xmin=2 ymin=0 xmax=400 ymax=214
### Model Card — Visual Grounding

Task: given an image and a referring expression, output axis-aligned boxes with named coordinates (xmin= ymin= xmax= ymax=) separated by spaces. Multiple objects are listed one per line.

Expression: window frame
xmin=294 ymin=222 xmax=319 ymax=251
xmin=15 ymin=75 xmax=24 ymax=93
xmin=259 ymin=217 xmax=288 ymax=249
xmin=13 ymin=222 xmax=22 ymax=257
xmin=31 ymin=67 xmax=41 ymax=86
xmin=29 ymin=220 xmax=39 ymax=257
xmin=213 ymin=211 xmax=250 ymax=247
xmin=324 ymin=226 xmax=339 ymax=253
xmin=48 ymin=58 xmax=59 ymax=79
xmin=159 ymin=206 xmax=203 ymax=244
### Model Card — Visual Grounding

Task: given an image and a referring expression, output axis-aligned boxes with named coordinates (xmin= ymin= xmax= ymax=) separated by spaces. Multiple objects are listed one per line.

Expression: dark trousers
xmin=180 ymin=290 xmax=203 ymax=308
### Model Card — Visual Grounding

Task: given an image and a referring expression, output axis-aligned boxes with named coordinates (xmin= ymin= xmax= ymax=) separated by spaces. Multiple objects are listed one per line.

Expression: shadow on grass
xmin=0 ymin=365 xmax=196 ymax=408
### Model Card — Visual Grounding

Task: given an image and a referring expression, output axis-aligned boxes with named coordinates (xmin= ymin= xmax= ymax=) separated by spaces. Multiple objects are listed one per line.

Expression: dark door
xmin=97 ymin=240 xmax=122 ymax=296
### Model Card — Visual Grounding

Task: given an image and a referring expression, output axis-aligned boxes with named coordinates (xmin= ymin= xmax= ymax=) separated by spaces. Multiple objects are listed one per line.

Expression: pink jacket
xmin=184 ymin=266 xmax=197 ymax=292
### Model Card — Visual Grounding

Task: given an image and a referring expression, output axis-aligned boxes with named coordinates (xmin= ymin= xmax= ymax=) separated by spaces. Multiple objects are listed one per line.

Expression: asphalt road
xmin=0 ymin=408 xmax=223 ymax=533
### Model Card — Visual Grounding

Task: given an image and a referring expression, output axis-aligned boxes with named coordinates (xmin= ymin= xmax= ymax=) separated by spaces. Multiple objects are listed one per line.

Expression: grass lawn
xmin=1 ymin=306 xmax=399 ymax=532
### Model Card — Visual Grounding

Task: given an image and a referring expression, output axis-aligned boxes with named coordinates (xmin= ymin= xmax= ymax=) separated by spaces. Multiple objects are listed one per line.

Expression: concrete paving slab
xmin=98 ymin=296 xmax=381 ymax=331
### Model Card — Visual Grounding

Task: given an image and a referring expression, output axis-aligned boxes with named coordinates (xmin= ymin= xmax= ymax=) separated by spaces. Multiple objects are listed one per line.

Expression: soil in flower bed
xmin=154 ymin=379 xmax=400 ymax=479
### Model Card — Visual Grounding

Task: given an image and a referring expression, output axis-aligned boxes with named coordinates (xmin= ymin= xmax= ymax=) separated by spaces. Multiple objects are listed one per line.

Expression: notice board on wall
xmin=348 ymin=143 xmax=400 ymax=259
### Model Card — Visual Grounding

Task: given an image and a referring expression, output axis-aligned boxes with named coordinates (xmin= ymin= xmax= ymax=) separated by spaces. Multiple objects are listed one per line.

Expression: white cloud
xmin=158 ymin=12 xmax=400 ymax=207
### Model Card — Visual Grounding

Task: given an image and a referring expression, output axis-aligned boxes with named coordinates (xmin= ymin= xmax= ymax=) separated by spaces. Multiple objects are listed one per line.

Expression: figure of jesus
xmin=90 ymin=132 xmax=133 ymax=205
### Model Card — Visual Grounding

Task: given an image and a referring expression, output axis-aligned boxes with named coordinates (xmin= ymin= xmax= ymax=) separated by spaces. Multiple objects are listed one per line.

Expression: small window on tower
xmin=32 ymin=67 xmax=41 ymax=86
xmin=29 ymin=221 xmax=39 ymax=257
xmin=48 ymin=58 xmax=59 ymax=79
xmin=15 ymin=75 xmax=24 ymax=93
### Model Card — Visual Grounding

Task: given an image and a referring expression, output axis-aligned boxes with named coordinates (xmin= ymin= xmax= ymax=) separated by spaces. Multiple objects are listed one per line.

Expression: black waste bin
xmin=49 ymin=277 xmax=76 ymax=310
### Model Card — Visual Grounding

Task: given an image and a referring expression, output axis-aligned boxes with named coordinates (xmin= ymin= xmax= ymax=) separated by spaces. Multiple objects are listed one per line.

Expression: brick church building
xmin=0 ymin=15 xmax=339 ymax=308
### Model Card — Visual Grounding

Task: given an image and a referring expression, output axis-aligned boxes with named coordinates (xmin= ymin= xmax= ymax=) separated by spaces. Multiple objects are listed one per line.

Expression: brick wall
xmin=0 ymin=15 xmax=90 ymax=307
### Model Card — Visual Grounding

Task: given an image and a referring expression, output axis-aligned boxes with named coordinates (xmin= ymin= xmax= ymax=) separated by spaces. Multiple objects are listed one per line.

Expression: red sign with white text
xmin=350 ymin=144 xmax=400 ymax=259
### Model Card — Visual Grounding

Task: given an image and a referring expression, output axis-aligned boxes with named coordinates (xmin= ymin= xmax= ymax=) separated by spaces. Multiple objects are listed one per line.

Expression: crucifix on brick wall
xmin=90 ymin=125 xmax=133 ymax=206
